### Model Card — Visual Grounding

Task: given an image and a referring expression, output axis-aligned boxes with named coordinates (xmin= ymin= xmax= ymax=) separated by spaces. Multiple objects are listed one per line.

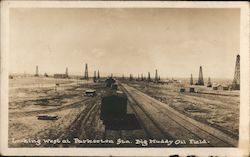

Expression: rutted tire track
xmin=39 ymin=100 xmax=99 ymax=147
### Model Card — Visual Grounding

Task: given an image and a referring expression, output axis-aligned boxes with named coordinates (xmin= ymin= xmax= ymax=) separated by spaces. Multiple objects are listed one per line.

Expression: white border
xmin=1 ymin=1 xmax=249 ymax=156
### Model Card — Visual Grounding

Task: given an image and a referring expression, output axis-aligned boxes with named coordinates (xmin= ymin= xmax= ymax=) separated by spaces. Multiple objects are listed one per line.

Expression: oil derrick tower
xmin=197 ymin=66 xmax=204 ymax=85
xmin=84 ymin=64 xmax=89 ymax=80
xmin=148 ymin=72 xmax=151 ymax=82
xmin=190 ymin=74 xmax=193 ymax=85
xmin=35 ymin=65 xmax=39 ymax=77
xmin=44 ymin=72 xmax=48 ymax=77
xmin=129 ymin=74 xmax=133 ymax=81
xmin=141 ymin=74 xmax=144 ymax=81
xmin=207 ymin=77 xmax=212 ymax=87
xmin=97 ymin=70 xmax=100 ymax=79
xmin=155 ymin=69 xmax=158 ymax=83
xmin=93 ymin=71 xmax=97 ymax=82
xmin=65 ymin=67 xmax=68 ymax=77
xmin=232 ymin=54 xmax=240 ymax=90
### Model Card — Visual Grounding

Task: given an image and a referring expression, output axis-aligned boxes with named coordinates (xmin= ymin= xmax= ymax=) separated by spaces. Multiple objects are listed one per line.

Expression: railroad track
xmin=59 ymin=102 xmax=99 ymax=147
xmin=120 ymin=85 xmax=171 ymax=140
xmin=120 ymin=83 xmax=238 ymax=147
xmin=36 ymin=99 xmax=99 ymax=147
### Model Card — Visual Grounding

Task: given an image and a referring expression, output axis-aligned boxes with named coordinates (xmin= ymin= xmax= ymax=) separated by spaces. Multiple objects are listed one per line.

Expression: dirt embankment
xmin=128 ymin=82 xmax=239 ymax=140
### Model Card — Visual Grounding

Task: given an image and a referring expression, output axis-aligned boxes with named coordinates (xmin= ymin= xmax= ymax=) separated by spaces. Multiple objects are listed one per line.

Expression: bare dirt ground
xmin=127 ymin=81 xmax=239 ymax=140
xmin=9 ymin=77 xmax=147 ymax=147
xmin=9 ymin=77 xmax=102 ymax=147
xmin=8 ymin=77 xmax=239 ymax=147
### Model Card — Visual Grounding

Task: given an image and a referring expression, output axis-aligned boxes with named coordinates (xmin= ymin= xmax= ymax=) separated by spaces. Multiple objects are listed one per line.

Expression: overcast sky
xmin=10 ymin=8 xmax=240 ymax=78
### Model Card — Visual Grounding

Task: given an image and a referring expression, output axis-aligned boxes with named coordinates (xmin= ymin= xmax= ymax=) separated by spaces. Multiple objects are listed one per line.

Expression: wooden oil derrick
xmin=232 ymin=54 xmax=240 ymax=90
xmin=35 ymin=65 xmax=39 ymax=77
xmin=44 ymin=72 xmax=48 ymax=77
xmin=148 ymin=72 xmax=151 ymax=82
xmin=84 ymin=63 xmax=89 ymax=80
xmin=97 ymin=70 xmax=100 ymax=79
xmin=190 ymin=74 xmax=193 ymax=85
xmin=207 ymin=77 xmax=212 ymax=87
xmin=65 ymin=67 xmax=68 ymax=77
xmin=93 ymin=71 xmax=97 ymax=82
xmin=155 ymin=69 xmax=158 ymax=83
xmin=197 ymin=66 xmax=204 ymax=85
xmin=141 ymin=74 xmax=144 ymax=81
xmin=129 ymin=74 xmax=133 ymax=81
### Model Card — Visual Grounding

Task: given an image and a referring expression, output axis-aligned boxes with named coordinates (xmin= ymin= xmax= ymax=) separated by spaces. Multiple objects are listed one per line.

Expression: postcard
xmin=0 ymin=1 xmax=249 ymax=156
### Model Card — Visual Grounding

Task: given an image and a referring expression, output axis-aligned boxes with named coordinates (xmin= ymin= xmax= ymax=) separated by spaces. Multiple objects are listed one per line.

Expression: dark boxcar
xmin=100 ymin=92 xmax=127 ymax=122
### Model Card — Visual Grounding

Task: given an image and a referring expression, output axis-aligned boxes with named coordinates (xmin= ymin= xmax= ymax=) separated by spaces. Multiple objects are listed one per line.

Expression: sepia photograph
xmin=1 ymin=1 xmax=249 ymax=156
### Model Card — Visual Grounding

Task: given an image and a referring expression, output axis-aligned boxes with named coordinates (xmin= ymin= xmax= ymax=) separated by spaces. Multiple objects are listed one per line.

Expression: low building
xmin=222 ymin=85 xmax=229 ymax=90
xmin=212 ymin=84 xmax=223 ymax=90
xmin=189 ymin=87 xmax=197 ymax=93
xmin=54 ymin=74 xmax=68 ymax=79
xmin=178 ymin=87 xmax=185 ymax=92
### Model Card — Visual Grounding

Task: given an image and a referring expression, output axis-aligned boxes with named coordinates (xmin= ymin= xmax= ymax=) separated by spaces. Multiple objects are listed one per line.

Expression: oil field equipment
xmin=84 ymin=63 xmax=89 ymax=80
xmin=197 ymin=66 xmax=204 ymax=85
xmin=207 ymin=77 xmax=212 ymax=87
xmin=148 ymin=72 xmax=151 ymax=82
xmin=190 ymin=74 xmax=193 ymax=85
xmin=97 ymin=70 xmax=100 ymax=79
xmin=35 ymin=65 xmax=39 ymax=77
xmin=65 ymin=67 xmax=69 ymax=77
xmin=232 ymin=54 xmax=240 ymax=90
xmin=93 ymin=71 xmax=97 ymax=82
xmin=155 ymin=69 xmax=158 ymax=83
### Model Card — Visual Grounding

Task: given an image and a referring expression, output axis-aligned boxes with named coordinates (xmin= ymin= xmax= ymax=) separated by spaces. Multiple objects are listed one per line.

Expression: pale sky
xmin=10 ymin=8 xmax=240 ymax=78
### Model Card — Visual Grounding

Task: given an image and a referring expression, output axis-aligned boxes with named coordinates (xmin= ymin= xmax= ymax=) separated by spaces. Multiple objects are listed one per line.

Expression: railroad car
xmin=100 ymin=91 xmax=127 ymax=123
xmin=105 ymin=77 xmax=116 ymax=87
xmin=111 ymin=83 xmax=118 ymax=90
